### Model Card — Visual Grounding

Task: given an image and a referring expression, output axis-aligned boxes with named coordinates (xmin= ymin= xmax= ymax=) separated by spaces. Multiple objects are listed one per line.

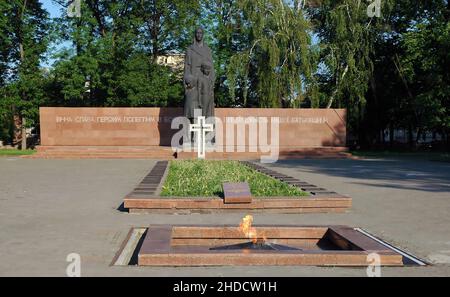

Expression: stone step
xmin=27 ymin=146 xmax=353 ymax=159
xmin=37 ymin=145 xmax=349 ymax=152
xmin=37 ymin=146 xmax=175 ymax=153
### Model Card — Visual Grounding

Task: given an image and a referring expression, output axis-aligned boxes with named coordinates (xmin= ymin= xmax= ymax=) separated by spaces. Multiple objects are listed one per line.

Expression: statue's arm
xmin=210 ymin=52 xmax=216 ymax=84
xmin=184 ymin=49 xmax=193 ymax=88
xmin=211 ymin=63 xmax=216 ymax=85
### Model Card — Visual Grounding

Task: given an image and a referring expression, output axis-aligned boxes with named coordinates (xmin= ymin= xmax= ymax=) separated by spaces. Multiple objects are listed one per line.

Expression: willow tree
xmin=200 ymin=0 xmax=246 ymax=107
xmin=227 ymin=0 xmax=312 ymax=108
xmin=309 ymin=0 xmax=394 ymax=110
xmin=307 ymin=0 xmax=394 ymax=145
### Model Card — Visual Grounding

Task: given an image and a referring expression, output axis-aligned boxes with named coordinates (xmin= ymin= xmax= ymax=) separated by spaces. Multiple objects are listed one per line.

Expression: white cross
xmin=190 ymin=116 xmax=213 ymax=159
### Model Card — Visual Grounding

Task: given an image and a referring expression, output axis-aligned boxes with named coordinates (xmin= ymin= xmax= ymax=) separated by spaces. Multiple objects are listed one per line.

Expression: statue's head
xmin=195 ymin=27 xmax=204 ymax=43
xmin=201 ymin=64 xmax=211 ymax=76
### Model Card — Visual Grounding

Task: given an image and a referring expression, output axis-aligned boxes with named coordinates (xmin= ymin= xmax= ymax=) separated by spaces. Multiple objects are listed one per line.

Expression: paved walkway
xmin=0 ymin=157 xmax=449 ymax=276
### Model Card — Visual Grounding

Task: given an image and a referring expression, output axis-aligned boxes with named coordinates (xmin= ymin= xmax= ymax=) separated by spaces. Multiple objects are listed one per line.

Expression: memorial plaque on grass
xmin=223 ymin=182 xmax=252 ymax=204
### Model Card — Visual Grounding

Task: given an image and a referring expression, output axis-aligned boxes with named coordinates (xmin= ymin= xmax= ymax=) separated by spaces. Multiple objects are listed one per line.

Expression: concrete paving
xmin=0 ymin=157 xmax=449 ymax=276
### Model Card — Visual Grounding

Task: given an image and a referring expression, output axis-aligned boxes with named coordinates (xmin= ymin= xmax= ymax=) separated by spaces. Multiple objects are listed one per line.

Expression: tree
xmin=137 ymin=0 xmax=201 ymax=62
xmin=0 ymin=2 xmax=12 ymax=87
xmin=396 ymin=3 xmax=449 ymax=146
xmin=2 ymin=0 xmax=448 ymax=150
xmin=226 ymin=0 xmax=313 ymax=108
xmin=47 ymin=0 xmax=196 ymax=108
xmin=368 ymin=0 xmax=450 ymax=148
xmin=0 ymin=0 xmax=49 ymax=148
xmin=201 ymin=0 xmax=244 ymax=107
xmin=0 ymin=2 xmax=13 ymax=143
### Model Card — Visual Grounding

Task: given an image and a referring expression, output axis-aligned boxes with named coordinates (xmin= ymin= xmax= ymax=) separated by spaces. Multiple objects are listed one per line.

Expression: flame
xmin=238 ymin=215 xmax=264 ymax=244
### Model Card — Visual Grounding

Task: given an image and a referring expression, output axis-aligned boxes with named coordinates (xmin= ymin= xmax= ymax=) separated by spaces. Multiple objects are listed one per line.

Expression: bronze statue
xmin=183 ymin=27 xmax=215 ymax=119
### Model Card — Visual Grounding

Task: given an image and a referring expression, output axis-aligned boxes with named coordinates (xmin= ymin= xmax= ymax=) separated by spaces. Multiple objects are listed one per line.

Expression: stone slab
xmin=137 ymin=225 xmax=404 ymax=267
xmin=123 ymin=197 xmax=352 ymax=212
xmin=30 ymin=145 xmax=351 ymax=159
xmin=223 ymin=182 xmax=252 ymax=204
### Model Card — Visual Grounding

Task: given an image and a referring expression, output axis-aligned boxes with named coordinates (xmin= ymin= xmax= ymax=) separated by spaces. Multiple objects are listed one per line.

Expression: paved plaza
xmin=0 ymin=157 xmax=449 ymax=276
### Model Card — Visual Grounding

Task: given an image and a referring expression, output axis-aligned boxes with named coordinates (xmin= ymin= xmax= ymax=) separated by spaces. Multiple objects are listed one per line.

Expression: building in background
xmin=156 ymin=54 xmax=185 ymax=73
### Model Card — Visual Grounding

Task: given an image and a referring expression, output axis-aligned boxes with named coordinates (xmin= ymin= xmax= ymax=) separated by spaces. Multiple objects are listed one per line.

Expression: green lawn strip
xmin=160 ymin=160 xmax=308 ymax=198
xmin=0 ymin=149 xmax=36 ymax=156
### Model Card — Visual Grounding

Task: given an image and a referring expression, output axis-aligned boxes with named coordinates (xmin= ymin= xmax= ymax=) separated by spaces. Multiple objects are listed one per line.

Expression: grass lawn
xmin=0 ymin=149 xmax=36 ymax=156
xmin=160 ymin=160 xmax=308 ymax=198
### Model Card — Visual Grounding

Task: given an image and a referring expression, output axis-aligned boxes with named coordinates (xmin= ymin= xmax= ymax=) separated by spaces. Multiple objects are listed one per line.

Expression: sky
xmin=38 ymin=0 xmax=321 ymax=67
xmin=40 ymin=1 xmax=67 ymax=67
xmin=41 ymin=0 xmax=62 ymax=19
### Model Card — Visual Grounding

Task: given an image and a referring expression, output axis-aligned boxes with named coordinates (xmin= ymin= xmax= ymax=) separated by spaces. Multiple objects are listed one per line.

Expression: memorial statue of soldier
xmin=183 ymin=27 xmax=215 ymax=119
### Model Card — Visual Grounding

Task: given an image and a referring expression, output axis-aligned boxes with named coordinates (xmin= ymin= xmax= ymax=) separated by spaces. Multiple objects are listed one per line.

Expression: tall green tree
xmin=137 ymin=0 xmax=201 ymax=61
xmin=0 ymin=2 xmax=13 ymax=142
xmin=0 ymin=0 xmax=49 ymax=147
xmin=226 ymin=0 xmax=312 ymax=108
xmin=310 ymin=2 xmax=391 ymax=102
xmin=201 ymin=0 xmax=244 ymax=107
xmin=48 ymin=0 xmax=199 ymax=108
xmin=0 ymin=2 xmax=12 ymax=87
xmin=308 ymin=0 xmax=397 ymax=144
xmin=368 ymin=0 xmax=450 ymax=148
